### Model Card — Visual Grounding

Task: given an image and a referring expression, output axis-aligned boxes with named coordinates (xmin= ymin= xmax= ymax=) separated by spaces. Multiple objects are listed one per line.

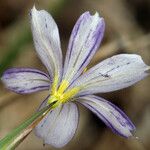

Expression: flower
xmin=1 ymin=6 xmax=150 ymax=148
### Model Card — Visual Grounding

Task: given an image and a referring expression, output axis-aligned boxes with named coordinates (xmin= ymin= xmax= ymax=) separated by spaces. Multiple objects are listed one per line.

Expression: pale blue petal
xmin=63 ymin=11 xmax=105 ymax=83
xmin=78 ymin=95 xmax=135 ymax=137
xmin=30 ymin=6 xmax=62 ymax=82
xmin=35 ymin=102 xmax=79 ymax=148
xmin=71 ymin=54 xmax=149 ymax=95
xmin=1 ymin=68 xmax=50 ymax=94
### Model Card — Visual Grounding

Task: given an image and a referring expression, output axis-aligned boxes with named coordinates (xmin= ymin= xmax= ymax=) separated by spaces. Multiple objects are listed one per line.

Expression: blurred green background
xmin=0 ymin=0 xmax=150 ymax=149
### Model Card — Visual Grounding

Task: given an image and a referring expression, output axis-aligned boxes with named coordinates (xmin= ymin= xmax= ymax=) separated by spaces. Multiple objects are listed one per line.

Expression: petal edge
xmin=35 ymin=102 xmax=79 ymax=148
xmin=63 ymin=11 xmax=105 ymax=83
xmin=1 ymin=68 xmax=50 ymax=94
xmin=78 ymin=95 xmax=135 ymax=138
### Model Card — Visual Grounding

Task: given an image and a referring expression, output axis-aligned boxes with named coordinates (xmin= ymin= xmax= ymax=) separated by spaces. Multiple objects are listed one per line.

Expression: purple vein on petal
xmin=1 ymin=68 xmax=50 ymax=94
xmin=67 ymin=12 xmax=90 ymax=62
xmin=12 ymin=85 xmax=50 ymax=94
xmin=84 ymin=102 xmax=130 ymax=137
xmin=78 ymin=95 xmax=136 ymax=138
xmin=63 ymin=12 xmax=105 ymax=83
xmin=77 ymin=20 xmax=105 ymax=72
xmin=3 ymin=68 xmax=50 ymax=79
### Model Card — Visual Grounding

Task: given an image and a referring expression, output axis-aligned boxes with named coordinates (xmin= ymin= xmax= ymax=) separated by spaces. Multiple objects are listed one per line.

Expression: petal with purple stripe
xmin=1 ymin=68 xmax=50 ymax=94
xmin=78 ymin=95 xmax=135 ymax=138
xmin=35 ymin=102 xmax=79 ymax=148
xmin=71 ymin=54 xmax=150 ymax=95
xmin=63 ymin=11 xmax=105 ymax=83
xmin=30 ymin=6 xmax=62 ymax=82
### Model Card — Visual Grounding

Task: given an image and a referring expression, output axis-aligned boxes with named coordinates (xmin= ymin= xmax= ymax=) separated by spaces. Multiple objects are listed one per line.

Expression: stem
xmin=0 ymin=103 xmax=54 ymax=150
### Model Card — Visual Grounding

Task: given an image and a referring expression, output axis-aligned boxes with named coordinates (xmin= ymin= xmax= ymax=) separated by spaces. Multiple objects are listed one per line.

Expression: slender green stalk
xmin=0 ymin=103 xmax=54 ymax=150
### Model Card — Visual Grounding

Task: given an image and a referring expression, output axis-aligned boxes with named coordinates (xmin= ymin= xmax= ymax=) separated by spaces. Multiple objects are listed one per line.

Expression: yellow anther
xmin=51 ymin=75 xmax=59 ymax=95
xmin=61 ymin=87 xmax=80 ymax=103
xmin=48 ymin=78 xmax=81 ymax=106
xmin=57 ymin=80 xmax=69 ymax=94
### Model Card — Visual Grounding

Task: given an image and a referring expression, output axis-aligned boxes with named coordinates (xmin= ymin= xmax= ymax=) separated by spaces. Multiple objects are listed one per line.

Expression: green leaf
xmin=0 ymin=103 xmax=54 ymax=150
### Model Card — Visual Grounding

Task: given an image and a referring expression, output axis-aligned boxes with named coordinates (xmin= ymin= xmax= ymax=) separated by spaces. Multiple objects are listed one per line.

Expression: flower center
xmin=47 ymin=76 xmax=80 ymax=107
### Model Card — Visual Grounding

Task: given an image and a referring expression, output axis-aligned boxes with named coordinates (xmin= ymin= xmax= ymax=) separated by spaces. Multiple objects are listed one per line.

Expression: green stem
xmin=0 ymin=103 xmax=54 ymax=150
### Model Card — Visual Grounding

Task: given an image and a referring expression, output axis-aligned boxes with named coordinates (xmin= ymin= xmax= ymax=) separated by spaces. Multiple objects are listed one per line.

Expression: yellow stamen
xmin=61 ymin=87 xmax=80 ymax=103
xmin=57 ymin=80 xmax=69 ymax=94
xmin=48 ymin=77 xmax=81 ymax=107
xmin=51 ymin=75 xmax=59 ymax=95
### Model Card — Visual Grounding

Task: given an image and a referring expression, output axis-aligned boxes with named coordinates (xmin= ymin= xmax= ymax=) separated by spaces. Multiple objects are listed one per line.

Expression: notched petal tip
xmin=93 ymin=12 xmax=105 ymax=28
xmin=93 ymin=11 xmax=100 ymax=19
xmin=63 ymin=10 xmax=105 ymax=82
xmin=81 ymin=11 xmax=104 ymax=22
xmin=94 ymin=11 xmax=105 ymax=20
xmin=87 ymin=10 xmax=102 ymax=18
xmin=92 ymin=12 xmax=105 ymax=25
